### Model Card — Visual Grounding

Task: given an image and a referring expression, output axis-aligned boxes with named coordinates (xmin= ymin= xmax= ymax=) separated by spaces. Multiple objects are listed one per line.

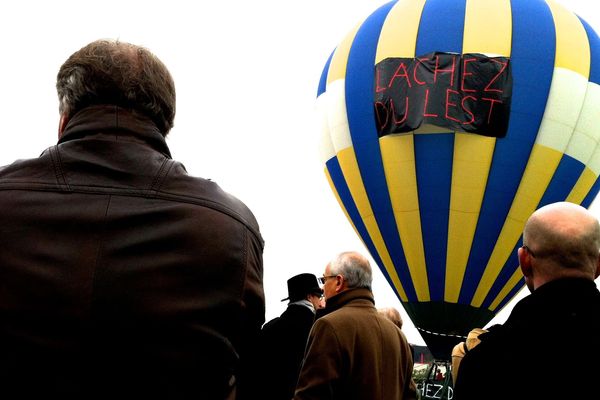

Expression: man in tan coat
xmin=293 ymin=251 xmax=416 ymax=400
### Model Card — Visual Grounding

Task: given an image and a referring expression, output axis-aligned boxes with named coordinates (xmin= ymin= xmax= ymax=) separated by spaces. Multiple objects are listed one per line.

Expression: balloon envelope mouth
xmin=404 ymin=301 xmax=495 ymax=360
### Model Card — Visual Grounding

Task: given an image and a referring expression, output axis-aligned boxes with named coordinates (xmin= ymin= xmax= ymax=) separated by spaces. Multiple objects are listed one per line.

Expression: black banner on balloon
xmin=374 ymin=52 xmax=512 ymax=138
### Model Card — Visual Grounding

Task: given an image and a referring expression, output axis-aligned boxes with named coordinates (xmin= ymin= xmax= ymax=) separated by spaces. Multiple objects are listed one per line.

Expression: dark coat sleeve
xmin=234 ymin=229 xmax=265 ymax=400
xmin=453 ymin=346 xmax=488 ymax=400
xmin=453 ymin=330 xmax=506 ymax=400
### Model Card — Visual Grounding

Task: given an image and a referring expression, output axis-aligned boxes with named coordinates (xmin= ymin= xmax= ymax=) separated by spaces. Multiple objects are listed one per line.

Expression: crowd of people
xmin=0 ymin=39 xmax=599 ymax=400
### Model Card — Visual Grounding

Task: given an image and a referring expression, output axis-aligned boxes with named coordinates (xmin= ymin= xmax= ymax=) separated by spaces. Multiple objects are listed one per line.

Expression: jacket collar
xmin=58 ymin=105 xmax=172 ymax=158
xmin=289 ymin=299 xmax=316 ymax=314
xmin=319 ymin=288 xmax=374 ymax=318
xmin=533 ymin=277 xmax=597 ymax=297
xmin=506 ymin=277 xmax=599 ymax=326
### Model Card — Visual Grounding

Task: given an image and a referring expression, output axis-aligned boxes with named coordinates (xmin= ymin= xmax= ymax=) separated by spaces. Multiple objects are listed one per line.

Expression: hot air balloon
xmin=317 ymin=0 xmax=600 ymax=361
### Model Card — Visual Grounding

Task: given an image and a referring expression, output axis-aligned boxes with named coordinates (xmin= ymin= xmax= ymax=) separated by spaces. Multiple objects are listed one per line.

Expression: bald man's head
xmin=520 ymin=202 xmax=600 ymax=289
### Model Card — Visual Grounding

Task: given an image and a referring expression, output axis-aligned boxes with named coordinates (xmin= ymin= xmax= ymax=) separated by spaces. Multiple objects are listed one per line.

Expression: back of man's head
xmin=56 ymin=39 xmax=176 ymax=136
xmin=523 ymin=202 xmax=600 ymax=284
xmin=378 ymin=307 xmax=403 ymax=329
xmin=329 ymin=251 xmax=373 ymax=291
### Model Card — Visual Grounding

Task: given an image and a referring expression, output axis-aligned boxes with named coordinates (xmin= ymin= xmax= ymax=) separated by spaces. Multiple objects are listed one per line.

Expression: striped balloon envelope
xmin=317 ymin=0 xmax=600 ymax=360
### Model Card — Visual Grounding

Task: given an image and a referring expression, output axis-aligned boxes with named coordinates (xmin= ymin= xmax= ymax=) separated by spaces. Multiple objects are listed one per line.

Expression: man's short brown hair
xmin=56 ymin=39 xmax=176 ymax=135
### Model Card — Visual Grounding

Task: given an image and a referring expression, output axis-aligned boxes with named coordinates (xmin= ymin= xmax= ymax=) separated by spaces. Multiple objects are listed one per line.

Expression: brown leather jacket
xmin=0 ymin=106 xmax=264 ymax=399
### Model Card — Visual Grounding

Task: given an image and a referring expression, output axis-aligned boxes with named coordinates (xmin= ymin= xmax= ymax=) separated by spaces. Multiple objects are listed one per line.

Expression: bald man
xmin=454 ymin=202 xmax=600 ymax=400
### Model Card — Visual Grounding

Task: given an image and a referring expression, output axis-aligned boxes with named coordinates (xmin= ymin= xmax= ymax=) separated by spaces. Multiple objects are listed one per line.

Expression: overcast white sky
xmin=0 ymin=0 xmax=597 ymax=345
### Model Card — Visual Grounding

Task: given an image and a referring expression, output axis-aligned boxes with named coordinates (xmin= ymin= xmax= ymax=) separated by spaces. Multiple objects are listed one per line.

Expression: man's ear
xmin=519 ymin=246 xmax=536 ymax=292
xmin=334 ymin=275 xmax=345 ymax=294
xmin=58 ymin=114 xmax=69 ymax=138
xmin=595 ymin=255 xmax=600 ymax=279
xmin=518 ymin=246 xmax=532 ymax=278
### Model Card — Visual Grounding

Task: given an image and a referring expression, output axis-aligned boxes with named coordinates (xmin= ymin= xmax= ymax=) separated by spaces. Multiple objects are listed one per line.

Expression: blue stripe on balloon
xmin=458 ymin=0 xmax=556 ymax=304
xmin=416 ymin=0 xmax=466 ymax=55
xmin=482 ymin=155 xmax=585 ymax=308
xmin=412 ymin=0 xmax=466 ymax=301
xmin=317 ymin=50 xmax=335 ymax=97
xmin=481 ymin=239 xmax=522 ymax=309
xmin=414 ymin=135 xmax=454 ymax=301
xmin=325 ymin=157 xmax=396 ymax=292
xmin=493 ymin=271 xmax=526 ymax=314
xmin=344 ymin=1 xmax=419 ymax=301
xmin=538 ymin=157 xmax=586 ymax=206
xmin=580 ymin=17 xmax=600 ymax=84
xmin=582 ymin=179 xmax=600 ymax=209
xmin=484 ymin=158 xmax=589 ymax=310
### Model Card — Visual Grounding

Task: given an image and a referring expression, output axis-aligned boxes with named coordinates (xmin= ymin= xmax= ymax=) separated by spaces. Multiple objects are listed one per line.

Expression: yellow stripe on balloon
xmin=380 ymin=135 xmax=429 ymax=301
xmin=546 ymin=0 xmax=590 ymax=77
xmin=445 ymin=0 xmax=511 ymax=303
xmin=566 ymin=167 xmax=597 ymax=204
xmin=375 ymin=0 xmax=426 ymax=63
xmin=326 ymin=21 xmax=362 ymax=85
xmin=463 ymin=0 xmax=512 ymax=56
xmin=446 ymin=134 xmax=496 ymax=302
xmin=489 ymin=267 xmax=524 ymax=311
xmin=375 ymin=0 xmax=430 ymax=302
xmin=472 ymin=145 xmax=563 ymax=307
xmin=337 ymin=147 xmax=409 ymax=301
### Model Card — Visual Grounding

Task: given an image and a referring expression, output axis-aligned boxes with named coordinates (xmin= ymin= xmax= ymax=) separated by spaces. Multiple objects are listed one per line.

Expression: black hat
xmin=281 ymin=273 xmax=323 ymax=302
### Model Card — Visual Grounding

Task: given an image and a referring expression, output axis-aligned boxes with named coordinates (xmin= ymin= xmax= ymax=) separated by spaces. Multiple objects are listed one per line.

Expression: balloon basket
xmin=415 ymin=360 xmax=453 ymax=400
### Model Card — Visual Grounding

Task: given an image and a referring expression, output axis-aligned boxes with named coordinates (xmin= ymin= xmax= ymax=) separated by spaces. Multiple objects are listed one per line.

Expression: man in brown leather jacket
xmin=0 ymin=39 xmax=264 ymax=399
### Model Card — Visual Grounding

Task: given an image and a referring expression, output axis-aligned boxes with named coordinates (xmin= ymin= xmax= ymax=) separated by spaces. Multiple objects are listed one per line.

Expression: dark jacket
xmin=258 ymin=303 xmax=316 ymax=400
xmin=294 ymin=288 xmax=416 ymax=400
xmin=454 ymin=278 xmax=600 ymax=400
xmin=0 ymin=106 xmax=265 ymax=399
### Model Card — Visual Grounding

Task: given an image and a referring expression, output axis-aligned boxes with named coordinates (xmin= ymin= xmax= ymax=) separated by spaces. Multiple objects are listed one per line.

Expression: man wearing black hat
xmin=256 ymin=273 xmax=323 ymax=400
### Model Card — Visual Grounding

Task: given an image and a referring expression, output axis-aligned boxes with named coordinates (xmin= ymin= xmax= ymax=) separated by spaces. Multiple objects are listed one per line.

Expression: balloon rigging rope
xmin=416 ymin=327 xmax=467 ymax=339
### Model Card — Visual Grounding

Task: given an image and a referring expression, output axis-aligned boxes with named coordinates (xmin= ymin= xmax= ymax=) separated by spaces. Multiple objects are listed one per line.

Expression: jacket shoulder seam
xmin=0 ymin=182 xmax=263 ymax=244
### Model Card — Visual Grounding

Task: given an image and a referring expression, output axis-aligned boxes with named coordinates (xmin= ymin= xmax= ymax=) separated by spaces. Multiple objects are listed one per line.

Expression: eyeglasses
xmin=522 ymin=245 xmax=536 ymax=258
xmin=318 ymin=275 xmax=337 ymax=284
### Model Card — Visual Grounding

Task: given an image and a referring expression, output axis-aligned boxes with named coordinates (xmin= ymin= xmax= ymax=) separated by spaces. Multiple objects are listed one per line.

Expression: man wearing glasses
xmin=294 ymin=252 xmax=416 ymax=400
xmin=454 ymin=202 xmax=600 ymax=399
